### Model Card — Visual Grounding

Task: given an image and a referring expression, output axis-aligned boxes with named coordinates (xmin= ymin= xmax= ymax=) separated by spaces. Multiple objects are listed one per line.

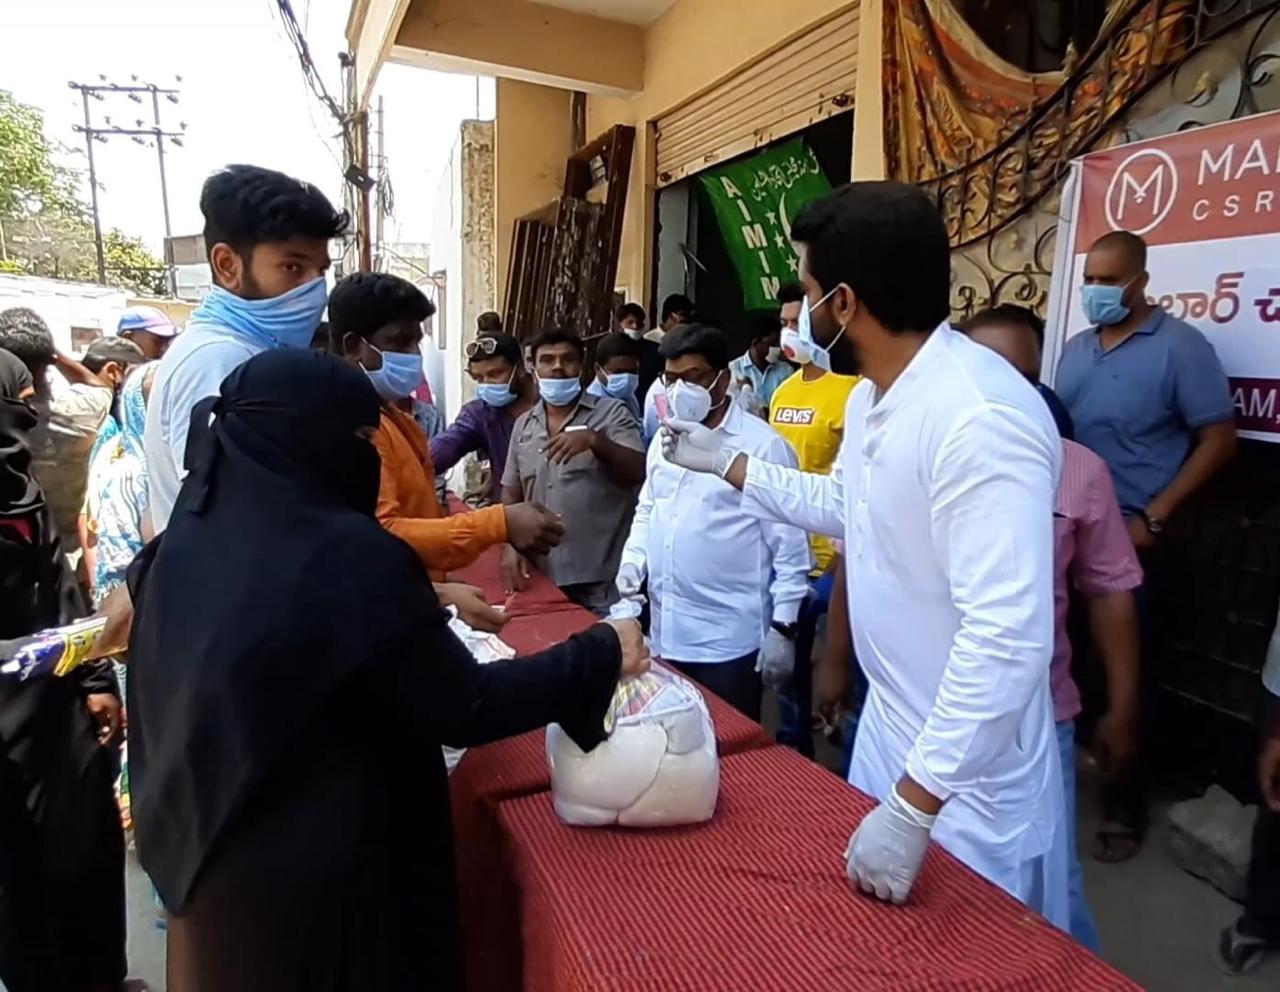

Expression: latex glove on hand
xmin=844 ymin=783 xmax=937 ymax=905
xmin=616 ymin=562 xmax=645 ymax=600
xmin=660 ymin=419 xmax=741 ymax=478
xmin=756 ymin=627 xmax=795 ymax=691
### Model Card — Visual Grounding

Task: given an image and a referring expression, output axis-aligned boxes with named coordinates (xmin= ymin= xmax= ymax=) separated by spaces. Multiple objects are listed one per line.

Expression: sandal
xmin=1215 ymin=919 xmax=1272 ymax=976
xmin=1091 ymin=820 xmax=1143 ymax=863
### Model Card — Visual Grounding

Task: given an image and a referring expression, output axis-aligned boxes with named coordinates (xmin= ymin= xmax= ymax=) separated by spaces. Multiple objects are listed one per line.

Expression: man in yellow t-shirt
xmin=767 ymin=282 xmax=860 ymax=757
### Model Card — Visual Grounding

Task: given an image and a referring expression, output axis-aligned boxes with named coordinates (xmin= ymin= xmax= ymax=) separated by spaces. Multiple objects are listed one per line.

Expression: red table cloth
xmin=501 ymin=746 xmax=1141 ymax=992
xmin=450 ymin=542 xmax=568 ymax=617
xmin=450 ymin=582 xmax=773 ymax=992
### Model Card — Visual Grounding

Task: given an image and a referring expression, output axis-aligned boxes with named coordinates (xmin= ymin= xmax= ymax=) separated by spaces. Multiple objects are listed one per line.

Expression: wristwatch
xmin=770 ymin=620 xmax=798 ymax=641
xmin=1139 ymin=509 xmax=1165 ymax=536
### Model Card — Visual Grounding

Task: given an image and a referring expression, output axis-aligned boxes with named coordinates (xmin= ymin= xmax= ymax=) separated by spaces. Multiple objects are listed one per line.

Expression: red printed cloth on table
xmin=449 ymin=543 xmax=569 ymax=617
xmin=501 ymin=745 xmax=1140 ymax=992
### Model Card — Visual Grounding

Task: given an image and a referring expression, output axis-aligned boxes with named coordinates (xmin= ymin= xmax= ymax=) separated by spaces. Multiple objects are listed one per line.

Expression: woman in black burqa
xmin=0 ymin=393 xmax=126 ymax=992
xmin=127 ymin=350 xmax=642 ymax=991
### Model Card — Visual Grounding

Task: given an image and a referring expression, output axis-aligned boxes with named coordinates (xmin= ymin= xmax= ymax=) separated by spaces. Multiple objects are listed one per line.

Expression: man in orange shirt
xmin=329 ymin=273 xmax=563 ymax=629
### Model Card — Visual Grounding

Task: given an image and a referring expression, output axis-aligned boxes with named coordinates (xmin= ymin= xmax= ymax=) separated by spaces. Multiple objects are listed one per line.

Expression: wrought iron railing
xmin=920 ymin=0 xmax=1280 ymax=250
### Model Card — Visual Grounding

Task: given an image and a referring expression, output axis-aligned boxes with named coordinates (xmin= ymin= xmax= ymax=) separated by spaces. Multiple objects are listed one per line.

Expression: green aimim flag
xmin=697 ymin=138 xmax=833 ymax=311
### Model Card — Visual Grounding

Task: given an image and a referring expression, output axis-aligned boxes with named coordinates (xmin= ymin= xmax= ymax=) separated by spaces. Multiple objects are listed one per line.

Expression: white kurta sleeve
xmin=740 ymin=432 xmax=845 ymax=538
xmin=618 ymin=447 xmax=657 ymax=577
xmin=758 ymin=436 xmax=810 ymax=624
xmin=905 ymin=406 xmax=1057 ymax=802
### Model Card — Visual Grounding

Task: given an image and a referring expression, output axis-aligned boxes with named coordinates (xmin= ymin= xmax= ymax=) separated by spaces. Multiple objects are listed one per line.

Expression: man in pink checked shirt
xmin=962 ymin=307 xmax=1143 ymax=952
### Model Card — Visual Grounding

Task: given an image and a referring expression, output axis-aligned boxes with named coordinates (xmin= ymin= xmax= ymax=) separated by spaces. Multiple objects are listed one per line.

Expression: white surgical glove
xmin=616 ymin=562 xmax=645 ymax=599
xmin=756 ymin=627 xmax=795 ymax=691
xmin=844 ymin=783 xmax=937 ymax=905
xmin=660 ymin=419 xmax=741 ymax=478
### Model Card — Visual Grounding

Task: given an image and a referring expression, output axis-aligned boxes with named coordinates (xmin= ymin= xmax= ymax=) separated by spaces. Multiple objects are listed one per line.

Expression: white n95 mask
xmin=667 ymin=370 xmax=725 ymax=423
xmin=780 ymin=328 xmax=812 ymax=365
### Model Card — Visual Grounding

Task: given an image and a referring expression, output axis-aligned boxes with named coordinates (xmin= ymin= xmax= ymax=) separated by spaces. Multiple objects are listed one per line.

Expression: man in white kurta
xmin=747 ymin=326 xmax=1067 ymax=925
xmin=662 ymin=183 xmax=1070 ymax=930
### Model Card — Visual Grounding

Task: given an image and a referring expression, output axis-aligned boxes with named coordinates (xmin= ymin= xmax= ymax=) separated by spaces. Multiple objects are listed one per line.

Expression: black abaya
xmin=0 ymin=396 xmax=125 ymax=992
xmin=127 ymin=351 xmax=622 ymax=992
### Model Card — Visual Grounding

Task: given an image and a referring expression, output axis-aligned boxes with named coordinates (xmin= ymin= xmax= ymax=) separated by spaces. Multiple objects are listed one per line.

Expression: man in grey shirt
xmin=502 ymin=327 xmax=645 ymax=615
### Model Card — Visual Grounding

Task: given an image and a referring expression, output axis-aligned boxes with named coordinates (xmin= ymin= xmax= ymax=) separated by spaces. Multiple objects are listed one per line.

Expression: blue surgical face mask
xmin=538 ymin=375 xmax=582 ymax=407
xmin=603 ymin=371 xmax=639 ymax=399
xmin=477 ymin=368 xmax=517 ymax=408
xmin=1080 ymin=281 xmax=1133 ymax=327
xmin=797 ymin=287 xmax=841 ymax=373
xmin=193 ymin=277 xmax=329 ymax=351
xmin=361 ymin=345 xmax=423 ymax=403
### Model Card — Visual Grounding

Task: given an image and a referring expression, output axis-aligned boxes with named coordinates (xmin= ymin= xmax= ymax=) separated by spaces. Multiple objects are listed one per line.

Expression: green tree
xmin=0 ymin=90 xmax=83 ymax=220
xmin=0 ymin=89 xmax=167 ymax=296
xmin=103 ymin=229 xmax=167 ymax=296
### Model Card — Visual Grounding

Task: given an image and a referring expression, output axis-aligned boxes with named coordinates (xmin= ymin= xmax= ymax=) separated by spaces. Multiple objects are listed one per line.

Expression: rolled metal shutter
xmin=653 ymin=4 xmax=859 ymax=188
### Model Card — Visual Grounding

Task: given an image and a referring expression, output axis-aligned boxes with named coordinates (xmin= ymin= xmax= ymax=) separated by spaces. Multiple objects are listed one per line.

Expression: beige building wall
xmin=494 ymin=78 xmax=573 ymax=307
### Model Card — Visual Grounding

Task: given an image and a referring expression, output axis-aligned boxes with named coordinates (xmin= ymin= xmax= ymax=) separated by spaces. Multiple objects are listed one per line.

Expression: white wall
xmin=427 ymin=119 xmax=496 ymax=425
xmin=0 ymin=275 xmax=130 ymax=353
xmin=429 ymin=131 xmax=466 ymax=423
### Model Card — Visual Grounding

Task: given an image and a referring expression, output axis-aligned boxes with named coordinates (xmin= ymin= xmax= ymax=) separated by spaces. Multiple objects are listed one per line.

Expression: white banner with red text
xmin=1044 ymin=109 xmax=1280 ymax=442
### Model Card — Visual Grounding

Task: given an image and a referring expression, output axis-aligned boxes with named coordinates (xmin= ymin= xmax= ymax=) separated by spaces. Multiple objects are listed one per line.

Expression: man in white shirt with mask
xmin=614 ymin=323 xmax=809 ymax=720
xmin=144 ymin=164 xmax=347 ymax=532
xmin=661 ymin=182 xmax=1069 ymax=929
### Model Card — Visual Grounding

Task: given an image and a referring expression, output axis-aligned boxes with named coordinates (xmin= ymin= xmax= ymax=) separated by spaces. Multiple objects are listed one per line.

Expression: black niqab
xmin=128 ymin=350 xmax=623 ymax=990
xmin=127 ymin=350 xmax=393 ymax=910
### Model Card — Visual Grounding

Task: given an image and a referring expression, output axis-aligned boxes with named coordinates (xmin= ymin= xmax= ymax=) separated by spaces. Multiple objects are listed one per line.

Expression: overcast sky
xmin=1 ymin=0 xmax=495 ymax=252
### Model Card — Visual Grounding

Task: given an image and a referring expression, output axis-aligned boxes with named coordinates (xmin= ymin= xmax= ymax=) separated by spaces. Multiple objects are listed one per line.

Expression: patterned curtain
xmin=884 ymin=0 xmax=1191 ymax=185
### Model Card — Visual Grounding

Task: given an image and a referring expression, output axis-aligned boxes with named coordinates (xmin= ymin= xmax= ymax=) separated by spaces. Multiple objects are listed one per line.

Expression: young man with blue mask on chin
xmin=501 ymin=328 xmax=646 ymax=615
xmin=144 ymin=164 xmax=348 ymax=533
xmin=329 ymin=274 xmax=565 ymax=632
xmin=585 ymin=331 xmax=642 ymax=422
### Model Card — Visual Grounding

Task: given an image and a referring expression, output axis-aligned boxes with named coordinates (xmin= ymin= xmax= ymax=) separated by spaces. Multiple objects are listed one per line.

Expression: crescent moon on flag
xmin=778 ymin=192 xmax=791 ymax=242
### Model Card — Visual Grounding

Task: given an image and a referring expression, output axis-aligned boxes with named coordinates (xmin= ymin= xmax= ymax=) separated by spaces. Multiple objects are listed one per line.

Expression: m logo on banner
xmin=1104 ymin=148 xmax=1179 ymax=235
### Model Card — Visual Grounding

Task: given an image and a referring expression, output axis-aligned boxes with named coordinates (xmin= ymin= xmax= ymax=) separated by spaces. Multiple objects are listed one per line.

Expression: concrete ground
xmin=99 ymin=731 xmax=1280 ymax=991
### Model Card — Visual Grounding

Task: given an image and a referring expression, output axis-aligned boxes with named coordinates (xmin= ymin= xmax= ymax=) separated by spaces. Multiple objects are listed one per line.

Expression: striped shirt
xmin=1052 ymin=440 xmax=1143 ymax=722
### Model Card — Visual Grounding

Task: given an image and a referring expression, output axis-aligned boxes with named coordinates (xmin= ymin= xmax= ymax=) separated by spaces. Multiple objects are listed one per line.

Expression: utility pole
xmin=357 ymin=109 xmax=372 ymax=272
xmin=76 ymin=86 xmax=107 ymax=283
xmin=150 ymin=87 xmax=177 ymax=295
xmin=69 ymin=79 xmax=185 ymax=292
xmin=374 ymin=95 xmax=385 ymax=272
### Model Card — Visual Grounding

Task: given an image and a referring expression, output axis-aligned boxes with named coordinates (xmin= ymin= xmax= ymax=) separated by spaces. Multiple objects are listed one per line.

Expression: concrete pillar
xmin=852 ymin=0 xmax=886 ymax=180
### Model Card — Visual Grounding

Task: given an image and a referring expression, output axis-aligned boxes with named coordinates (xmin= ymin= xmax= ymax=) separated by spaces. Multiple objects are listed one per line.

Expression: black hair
xmin=82 ymin=337 xmax=146 ymax=374
xmin=595 ymin=332 xmax=641 ymax=367
xmin=789 ymin=181 xmax=950 ymax=334
xmin=658 ymin=323 xmax=730 ymax=371
xmin=749 ymin=314 xmax=781 ymax=344
xmin=327 ymin=272 xmax=435 ymax=351
xmin=476 ymin=310 xmax=503 ymax=334
xmin=200 ymin=164 xmax=348 ymax=264
xmin=661 ymin=293 xmax=694 ymax=322
xmin=777 ymin=281 xmax=806 ymax=306
xmin=468 ymin=333 xmax=523 ymax=369
xmin=0 ymin=307 xmax=55 ymax=373
xmin=1089 ymin=230 xmax=1148 ymax=270
xmin=616 ymin=302 xmax=646 ymax=324
xmin=529 ymin=327 xmax=586 ymax=363
xmin=310 ymin=320 xmax=331 ymax=352
xmin=961 ymin=304 xmax=1046 ymax=351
